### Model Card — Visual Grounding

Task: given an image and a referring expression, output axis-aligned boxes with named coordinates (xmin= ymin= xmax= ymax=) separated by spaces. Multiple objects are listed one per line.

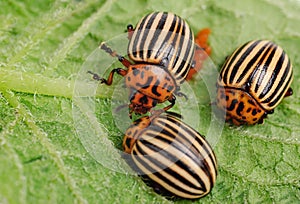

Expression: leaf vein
xmin=0 ymin=113 xmax=27 ymax=204
xmin=2 ymin=90 xmax=88 ymax=204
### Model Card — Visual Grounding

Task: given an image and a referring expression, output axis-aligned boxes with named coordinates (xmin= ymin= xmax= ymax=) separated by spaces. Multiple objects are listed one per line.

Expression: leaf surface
xmin=0 ymin=0 xmax=299 ymax=203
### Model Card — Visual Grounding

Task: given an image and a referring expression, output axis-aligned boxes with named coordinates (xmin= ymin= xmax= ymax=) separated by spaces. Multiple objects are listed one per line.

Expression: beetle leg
xmin=128 ymin=108 xmax=134 ymax=119
xmin=149 ymin=95 xmax=176 ymax=118
xmin=87 ymin=68 xmax=127 ymax=85
xmin=100 ymin=43 xmax=132 ymax=68
xmin=127 ymin=24 xmax=134 ymax=40
xmin=284 ymin=87 xmax=293 ymax=97
xmin=151 ymin=95 xmax=175 ymax=115
xmin=164 ymin=95 xmax=176 ymax=111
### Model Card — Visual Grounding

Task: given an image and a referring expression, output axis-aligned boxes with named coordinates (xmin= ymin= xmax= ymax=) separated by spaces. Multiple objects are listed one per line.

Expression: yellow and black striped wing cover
xmin=218 ymin=40 xmax=293 ymax=111
xmin=128 ymin=12 xmax=195 ymax=85
xmin=130 ymin=113 xmax=217 ymax=199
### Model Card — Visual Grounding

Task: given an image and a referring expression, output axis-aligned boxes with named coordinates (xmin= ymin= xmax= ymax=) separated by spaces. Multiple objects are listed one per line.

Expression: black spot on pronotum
xmin=252 ymin=109 xmax=257 ymax=116
xmin=228 ymin=99 xmax=238 ymax=111
xmin=246 ymin=108 xmax=252 ymax=113
xmin=136 ymin=76 xmax=153 ymax=88
xmin=139 ymin=95 xmax=148 ymax=104
xmin=220 ymin=92 xmax=226 ymax=100
xmin=132 ymin=68 xmax=140 ymax=76
xmin=229 ymin=89 xmax=236 ymax=96
xmin=151 ymin=80 xmax=162 ymax=97
xmin=167 ymin=85 xmax=174 ymax=91
xmin=165 ymin=76 xmax=171 ymax=81
xmin=141 ymin=71 xmax=145 ymax=79
xmin=248 ymin=99 xmax=255 ymax=106
xmin=236 ymin=102 xmax=245 ymax=116
xmin=125 ymin=138 xmax=132 ymax=149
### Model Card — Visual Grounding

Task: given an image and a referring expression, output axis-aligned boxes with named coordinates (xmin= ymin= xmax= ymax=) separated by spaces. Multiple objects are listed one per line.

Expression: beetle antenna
xmin=99 ymin=42 xmax=132 ymax=68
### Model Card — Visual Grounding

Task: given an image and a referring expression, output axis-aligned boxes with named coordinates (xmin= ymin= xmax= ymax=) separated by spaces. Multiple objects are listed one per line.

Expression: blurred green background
xmin=0 ymin=0 xmax=299 ymax=203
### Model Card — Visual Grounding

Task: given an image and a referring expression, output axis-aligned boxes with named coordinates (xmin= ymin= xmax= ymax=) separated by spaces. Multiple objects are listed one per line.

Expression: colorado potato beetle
xmin=122 ymin=112 xmax=217 ymax=199
xmin=216 ymin=40 xmax=293 ymax=125
xmin=88 ymin=12 xmax=211 ymax=117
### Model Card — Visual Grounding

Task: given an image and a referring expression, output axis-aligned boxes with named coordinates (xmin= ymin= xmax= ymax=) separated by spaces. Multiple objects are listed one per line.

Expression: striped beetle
xmin=216 ymin=40 xmax=293 ymax=125
xmin=88 ymin=12 xmax=211 ymax=117
xmin=122 ymin=112 xmax=217 ymax=199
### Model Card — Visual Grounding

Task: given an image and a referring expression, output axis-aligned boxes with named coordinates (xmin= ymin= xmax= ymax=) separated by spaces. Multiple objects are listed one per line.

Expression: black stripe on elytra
xmin=138 ymin=12 xmax=158 ymax=60
xmin=227 ymin=40 xmax=262 ymax=84
xmin=147 ymin=12 xmax=169 ymax=59
xmin=131 ymin=13 xmax=150 ymax=59
xmin=229 ymin=41 xmax=260 ymax=84
xmin=162 ymin=116 xmax=212 ymax=164
xmin=157 ymin=115 xmax=217 ymax=180
xmin=134 ymin=148 xmax=206 ymax=197
xmin=227 ymin=99 xmax=238 ymax=111
xmin=254 ymin=43 xmax=277 ymax=94
xmin=246 ymin=42 xmax=272 ymax=92
xmin=266 ymin=68 xmax=292 ymax=107
xmin=162 ymin=15 xmax=181 ymax=69
xmin=135 ymin=136 xmax=206 ymax=191
xmin=261 ymin=58 xmax=291 ymax=104
xmin=236 ymin=41 xmax=268 ymax=84
xmin=169 ymin=16 xmax=182 ymax=66
xmin=154 ymin=14 xmax=177 ymax=60
xmin=175 ymin=24 xmax=194 ymax=78
xmin=259 ymin=48 xmax=286 ymax=98
xmin=221 ymin=41 xmax=254 ymax=84
xmin=161 ymin=115 xmax=216 ymax=184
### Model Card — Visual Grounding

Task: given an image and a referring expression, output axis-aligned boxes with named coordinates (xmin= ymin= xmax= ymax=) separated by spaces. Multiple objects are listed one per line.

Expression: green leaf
xmin=0 ymin=0 xmax=299 ymax=203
